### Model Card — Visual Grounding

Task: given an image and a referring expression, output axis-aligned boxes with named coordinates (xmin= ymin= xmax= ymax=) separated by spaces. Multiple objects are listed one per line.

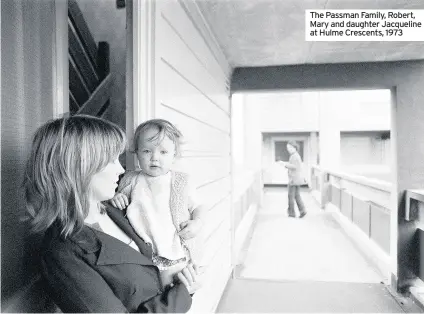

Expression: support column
xmin=390 ymin=86 xmax=424 ymax=291
xmin=318 ymin=93 xmax=341 ymax=209
xmin=318 ymin=93 xmax=341 ymax=170
xmin=127 ymin=0 xmax=155 ymax=170
xmin=307 ymin=132 xmax=318 ymax=188
xmin=310 ymin=131 xmax=318 ymax=166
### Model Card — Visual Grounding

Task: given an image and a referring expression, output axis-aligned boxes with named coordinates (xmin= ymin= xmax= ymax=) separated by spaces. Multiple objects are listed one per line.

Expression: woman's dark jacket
xmin=40 ymin=204 xmax=192 ymax=313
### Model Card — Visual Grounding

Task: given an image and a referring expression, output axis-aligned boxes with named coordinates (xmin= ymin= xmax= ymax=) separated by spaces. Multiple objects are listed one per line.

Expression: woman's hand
xmin=110 ymin=193 xmax=128 ymax=210
xmin=175 ymin=263 xmax=201 ymax=295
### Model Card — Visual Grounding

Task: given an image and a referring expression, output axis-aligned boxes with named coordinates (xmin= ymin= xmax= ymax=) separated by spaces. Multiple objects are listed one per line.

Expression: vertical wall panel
xmin=331 ymin=185 xmax=341 ymax=209
xmin=341 ymin=190 xmax=353 ymax=221
xmin=370 ymin=203 xmax=391 ymax=254
xmin=352 ymin=196 xmax=371 ymax=236
xmin=154 ymin=1 xmax=231 ymax=311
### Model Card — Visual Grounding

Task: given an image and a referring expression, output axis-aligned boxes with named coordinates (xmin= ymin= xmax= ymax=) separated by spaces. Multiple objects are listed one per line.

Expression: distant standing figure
xmin=279 ymin=140 xmax=307 ymax=218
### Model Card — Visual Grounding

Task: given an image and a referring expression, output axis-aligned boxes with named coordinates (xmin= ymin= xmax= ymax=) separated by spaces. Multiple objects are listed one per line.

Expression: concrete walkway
xmin=217 ymin=187 xmax=421 ymax=313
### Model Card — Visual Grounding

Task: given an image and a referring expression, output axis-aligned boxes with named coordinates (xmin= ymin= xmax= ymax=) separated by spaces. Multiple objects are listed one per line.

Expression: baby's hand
xmin=178 ymin=219 xmax=202 ymax=240
xmin=110 ymin=193 xmax=129 ymax=210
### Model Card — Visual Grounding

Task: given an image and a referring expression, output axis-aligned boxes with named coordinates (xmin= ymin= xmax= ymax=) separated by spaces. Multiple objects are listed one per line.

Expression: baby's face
xmin=136 ymin=127 xmax=176 ymax=177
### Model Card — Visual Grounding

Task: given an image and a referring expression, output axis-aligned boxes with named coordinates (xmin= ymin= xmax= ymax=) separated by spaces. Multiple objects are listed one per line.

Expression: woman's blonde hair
xmin=133 ymin=119 xmax=183 ymax=156
xmin=23 ymin=115 xmax=126 ymax=238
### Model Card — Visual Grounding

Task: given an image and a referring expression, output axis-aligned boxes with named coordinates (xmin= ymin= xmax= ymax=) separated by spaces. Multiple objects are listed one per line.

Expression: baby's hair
xmin=133 ymin=119 xmax=183 ymax=156
xmin=23 ymin=115 xmax=126 ymax=238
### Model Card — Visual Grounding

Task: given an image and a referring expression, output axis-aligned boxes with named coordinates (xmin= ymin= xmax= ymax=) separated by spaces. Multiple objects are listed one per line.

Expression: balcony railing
xmin=311 ymin=166 xmax=391 ymax=255
xmin=233 ymin=171 xmax=262 ymax=229
xmin=232 ymin=170 xmax=263 ymax=263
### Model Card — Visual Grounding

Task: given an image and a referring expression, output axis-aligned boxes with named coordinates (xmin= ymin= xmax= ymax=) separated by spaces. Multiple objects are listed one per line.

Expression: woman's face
xmin=89 ymin=158 xmax=125 ymax=202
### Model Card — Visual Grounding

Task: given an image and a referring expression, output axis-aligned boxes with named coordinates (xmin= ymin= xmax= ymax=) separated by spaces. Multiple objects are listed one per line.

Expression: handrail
xmin=68 ymin=0 xmax=98 ymax=67
xmin=232 ymin=169 xmax=260 ymax=200
xmin=311 ymin=165 xmax=391 ymax=193
xmin=232 ymin=170 xmax=262 ymax=230
xmin=77 ymin=73 xmax=112 ymax=117
xmin=68 ymin=0 xmax=111 ymax=117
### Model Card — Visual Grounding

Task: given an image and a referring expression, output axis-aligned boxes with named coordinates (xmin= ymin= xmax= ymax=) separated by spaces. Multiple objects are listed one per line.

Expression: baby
xmin=110 ymin=119 xmax=206 ymax=288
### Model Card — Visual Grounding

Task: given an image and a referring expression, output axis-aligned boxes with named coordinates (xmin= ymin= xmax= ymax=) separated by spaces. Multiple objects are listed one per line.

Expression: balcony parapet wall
xmin=232 ymin=170 xmax=263 ymax=267
xmin=311 ymin=165 xmax=391 ymax=264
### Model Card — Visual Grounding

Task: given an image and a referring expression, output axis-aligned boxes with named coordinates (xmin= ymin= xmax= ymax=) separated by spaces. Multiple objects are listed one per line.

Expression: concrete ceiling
xmin=197 ymin=0 xmax=424 ymax=67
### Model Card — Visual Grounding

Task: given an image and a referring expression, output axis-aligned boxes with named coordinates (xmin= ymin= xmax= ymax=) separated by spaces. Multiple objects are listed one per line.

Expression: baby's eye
xmin=161 ymin=150 xmax=168 ymax=155
xmin=142 ymin=149 xmax=150 ymax=154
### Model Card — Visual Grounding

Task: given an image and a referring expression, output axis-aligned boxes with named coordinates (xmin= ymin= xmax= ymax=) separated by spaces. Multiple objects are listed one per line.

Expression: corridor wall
xmin=232 ymin=60 xmax=424 ymax=290
xmin=1 ymin=1 xmax=57 ymax=312
xmin=153 ymin=1 xmax=232 ymax=311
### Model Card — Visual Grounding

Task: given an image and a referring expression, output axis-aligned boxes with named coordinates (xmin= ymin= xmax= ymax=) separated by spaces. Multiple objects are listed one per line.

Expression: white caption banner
xmin=305 ymin=10 xmax=424 ymax=41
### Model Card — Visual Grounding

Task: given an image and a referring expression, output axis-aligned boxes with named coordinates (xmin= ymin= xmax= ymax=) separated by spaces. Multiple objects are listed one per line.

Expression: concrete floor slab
xmin=238 ymin=187 xmax=383 ymax=283
xmin=216 ymin=187 xmax=414 ymax=313
xmin=217 ymin=279 xmax=404 ymax=313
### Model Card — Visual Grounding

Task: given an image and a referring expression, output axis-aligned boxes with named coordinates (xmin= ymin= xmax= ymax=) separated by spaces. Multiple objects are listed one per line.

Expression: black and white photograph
xmin=3 ymin=0 xmax=424 ymax=312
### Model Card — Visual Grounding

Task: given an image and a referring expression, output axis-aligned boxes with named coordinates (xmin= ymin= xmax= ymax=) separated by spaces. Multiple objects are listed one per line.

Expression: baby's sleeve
xmin=187 ymin=176 xmax=200 ymax=213
xmin=116 ymin=171 xmax=137 ymax=200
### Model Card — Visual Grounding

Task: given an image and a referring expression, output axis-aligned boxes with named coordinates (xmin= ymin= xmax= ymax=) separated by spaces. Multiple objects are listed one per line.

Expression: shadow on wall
xmin=2 ymin=1 xmax=56 ymax=311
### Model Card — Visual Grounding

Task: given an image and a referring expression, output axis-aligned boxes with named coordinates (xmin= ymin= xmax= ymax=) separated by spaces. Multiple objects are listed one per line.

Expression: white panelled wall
xmin=230 ymin=95 xmax=263 ymax=273
xmin=151 ymin=1 xmax=232 ymax=311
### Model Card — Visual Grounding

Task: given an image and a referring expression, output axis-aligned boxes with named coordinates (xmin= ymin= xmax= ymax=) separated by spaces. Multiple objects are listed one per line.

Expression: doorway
xmin=274 ymin=140 xmax=304 ymax=162
xmin=67 ymin=0 xmax=129 ymax=166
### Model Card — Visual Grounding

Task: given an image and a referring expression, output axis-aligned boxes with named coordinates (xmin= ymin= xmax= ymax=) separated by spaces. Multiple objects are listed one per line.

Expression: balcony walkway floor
xmin=217 ymin=186 xmax=421 ymax=313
